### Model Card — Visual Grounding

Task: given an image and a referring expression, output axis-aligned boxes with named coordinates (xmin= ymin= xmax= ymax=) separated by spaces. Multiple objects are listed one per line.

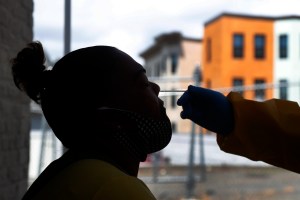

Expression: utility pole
xmin=185 ymin=65 xmax=202 ymax=198
xmin=196 ymin=65 xmax=206 ymax=182
xmin=63 ymin=0 xmax=71 ymax=153
xmin=64 ymin=0 xmax=71 ymax=55
xmin=38 ymin=0 xmax=72 ymax=173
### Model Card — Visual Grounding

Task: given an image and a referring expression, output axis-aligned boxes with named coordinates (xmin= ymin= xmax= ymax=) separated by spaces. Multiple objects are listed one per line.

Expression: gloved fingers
xmin=178 ymin=90 xmax=197 ymax=120
xmin=179 ymin=102 xmax=204 ymax=121
xmin=177 ymin=90 xmax=190 ymax=106
xmin=180 ymin=111 xmax=188 ymax=119
xmin=188 ymin=85 xmax=225 ymax=103
xmin=180 ymin=108 xmax=192 ymax=119
xmin=178 ymin=99 xmax=193 ymax=119
xmin=187 ymin=85 xmax=209 ymax=100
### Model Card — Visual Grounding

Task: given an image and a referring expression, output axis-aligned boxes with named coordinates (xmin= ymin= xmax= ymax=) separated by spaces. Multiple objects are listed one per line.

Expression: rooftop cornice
xmin=204 ymin=12 xmax=300 ymax=27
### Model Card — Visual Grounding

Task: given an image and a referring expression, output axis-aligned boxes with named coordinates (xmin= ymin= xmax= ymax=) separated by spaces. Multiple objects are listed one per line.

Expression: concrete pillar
xmin=0 ymin=0 xmax=33 ymax=199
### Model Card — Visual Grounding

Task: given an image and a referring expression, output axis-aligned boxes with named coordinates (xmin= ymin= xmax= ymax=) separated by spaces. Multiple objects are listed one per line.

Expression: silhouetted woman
xmin=12 ymin=42 xmax=172 ymax=200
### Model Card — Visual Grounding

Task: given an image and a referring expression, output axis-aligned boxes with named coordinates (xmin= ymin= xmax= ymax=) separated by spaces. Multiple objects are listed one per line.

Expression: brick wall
xmin=0 ymin=0 xmax=33 ymax=199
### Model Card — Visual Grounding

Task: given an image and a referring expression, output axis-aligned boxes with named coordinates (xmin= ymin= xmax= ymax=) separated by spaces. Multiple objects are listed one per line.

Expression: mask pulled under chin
xmin=97 ymin=107 xmax=172 ymax=161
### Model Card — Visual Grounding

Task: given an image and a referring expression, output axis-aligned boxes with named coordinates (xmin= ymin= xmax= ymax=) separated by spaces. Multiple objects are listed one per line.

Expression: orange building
xmin=203 ymin=13 xmax=274 ymax=100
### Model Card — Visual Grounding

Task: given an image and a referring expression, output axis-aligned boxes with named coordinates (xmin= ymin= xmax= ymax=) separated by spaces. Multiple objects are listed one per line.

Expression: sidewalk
xmin=138 ymin=166 xmax=300 ymax=200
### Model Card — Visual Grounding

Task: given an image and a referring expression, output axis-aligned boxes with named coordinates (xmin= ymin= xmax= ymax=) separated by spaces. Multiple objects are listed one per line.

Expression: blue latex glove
xmin=177 ymin=85 xmax=234 ymax=135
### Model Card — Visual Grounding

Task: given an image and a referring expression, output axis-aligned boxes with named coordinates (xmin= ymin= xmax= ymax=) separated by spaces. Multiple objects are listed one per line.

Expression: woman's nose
xmin=150 ymin=82 xmax=160 ymax=96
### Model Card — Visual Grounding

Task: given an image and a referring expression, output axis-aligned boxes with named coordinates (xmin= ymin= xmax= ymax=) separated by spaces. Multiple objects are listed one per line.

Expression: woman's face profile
xmin=107 ymin=50 xmax=167 ymax=120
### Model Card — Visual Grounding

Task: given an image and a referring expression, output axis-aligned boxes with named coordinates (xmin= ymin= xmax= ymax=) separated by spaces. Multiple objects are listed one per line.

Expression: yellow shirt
xmin=32 ymin=159 xmax=156 ymax=200
xmin=217 ymin=92 xmax=300 ymax=174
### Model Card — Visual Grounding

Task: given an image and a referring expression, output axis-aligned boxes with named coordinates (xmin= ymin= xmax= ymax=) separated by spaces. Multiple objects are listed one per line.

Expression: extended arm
xmin=219 ymin=92 xmax=300 ymax=174
xmin=178 ymin=86 xmax=300 ymax=174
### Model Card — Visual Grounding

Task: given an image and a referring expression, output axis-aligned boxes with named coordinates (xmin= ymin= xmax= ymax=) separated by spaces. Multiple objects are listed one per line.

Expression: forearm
xmin=217 ymin=92 xmax=300 ymax=174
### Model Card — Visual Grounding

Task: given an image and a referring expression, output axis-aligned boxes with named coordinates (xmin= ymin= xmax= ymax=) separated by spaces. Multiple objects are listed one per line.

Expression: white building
xmin=274 ymin=16 xmax=300 ymax=103
xmin=140 ymin=32 xmax=202 ymax=134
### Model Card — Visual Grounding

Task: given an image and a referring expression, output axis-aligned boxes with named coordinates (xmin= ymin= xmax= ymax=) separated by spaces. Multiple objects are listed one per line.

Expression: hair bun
xmin=11 ymin=41 xmax=48 ymax=104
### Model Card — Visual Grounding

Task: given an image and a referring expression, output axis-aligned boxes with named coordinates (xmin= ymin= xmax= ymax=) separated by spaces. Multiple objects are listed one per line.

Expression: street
xmin=139 ymin=166 xmax=300 ymax=200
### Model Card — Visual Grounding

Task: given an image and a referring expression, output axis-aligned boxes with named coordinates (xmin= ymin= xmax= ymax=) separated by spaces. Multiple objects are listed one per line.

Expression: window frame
xmin=233 ymin=33 xmax=244 ymax=58
xmin=206 ymin=38 xmax=212 ymax=62
xmin=233 ymin=78 xmax=244 ymax=96
xmin=254 ymin=79 xmax=266 ymax=101
xmin=279 ymin=34 xmax=288 ymax=59
xmin=171 ymin=53 xmax=178 ymax=74
xmin=254 ymin=34 xmax=265 ymax=59
xmin=279 ymin=79 xmax=288 ymax=100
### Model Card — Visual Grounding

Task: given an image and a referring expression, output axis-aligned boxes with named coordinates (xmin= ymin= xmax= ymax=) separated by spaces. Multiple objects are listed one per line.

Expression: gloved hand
xmin=177 ymin=85 xmax=234 ymax=135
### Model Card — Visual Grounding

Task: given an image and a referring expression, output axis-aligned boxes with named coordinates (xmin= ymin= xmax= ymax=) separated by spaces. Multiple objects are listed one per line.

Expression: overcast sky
xmin=33 ymin=0 xmax=300 ymax=64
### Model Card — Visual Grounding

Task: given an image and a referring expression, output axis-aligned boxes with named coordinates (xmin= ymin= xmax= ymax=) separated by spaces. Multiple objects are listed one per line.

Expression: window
xmin=233 ymin=34 xmax=244 ymax=58
xmin=161 ymin=56 xmax=167 ymax=75
xmin=279 ymin=34 xmax=288 ymax=58
xmin=279 ymin=79 xmax=288 ymax=100
xmin=255 ymin=34 xmax=265 ymax=59
xmin=233 ymin=78 xmax=244 ymax=96
xmin=171 ymin=122 xmax=177 ymax=133
xmin=155 ymin=63 xmax=160 ymax=77
xmin=171 ymin=53 xmax=178 ymax=74
xmin=206 ymin=38 xmax=211 ymax=62
xmin=254 ymin=79 xmax=265 ymax=101
xmin=171 ymin=91 xmax=176 ymax=109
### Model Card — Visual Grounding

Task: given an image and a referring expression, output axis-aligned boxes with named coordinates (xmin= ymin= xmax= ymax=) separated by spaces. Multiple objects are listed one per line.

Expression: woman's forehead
xmin=115 ymin=53 xmax=145 ymax=75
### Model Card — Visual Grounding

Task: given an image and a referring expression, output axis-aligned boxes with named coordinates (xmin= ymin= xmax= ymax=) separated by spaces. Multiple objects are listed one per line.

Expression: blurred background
xmin=2 ymin=0 xmax=300 ymax=199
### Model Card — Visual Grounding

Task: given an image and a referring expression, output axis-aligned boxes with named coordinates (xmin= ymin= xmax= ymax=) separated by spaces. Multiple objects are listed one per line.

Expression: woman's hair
xmin=11 ymin=41 xmax=48 ymax=104
xmin=11 ymin=41 xmax=123 ymax=148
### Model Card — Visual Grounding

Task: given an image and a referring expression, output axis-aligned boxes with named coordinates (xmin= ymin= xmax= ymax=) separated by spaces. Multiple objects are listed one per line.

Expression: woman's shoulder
xmin=33 ymin=159 xmax=138 ymax=200
xmin=59 ymin=159 xmax=129 ymax=182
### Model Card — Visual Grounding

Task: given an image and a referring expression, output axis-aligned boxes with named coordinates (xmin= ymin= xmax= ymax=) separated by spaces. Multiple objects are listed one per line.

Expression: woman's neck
xmin=77 ymin=145 xmax=141 ymax=177
xmin=112 ymin=156 xmax=140 ymax=177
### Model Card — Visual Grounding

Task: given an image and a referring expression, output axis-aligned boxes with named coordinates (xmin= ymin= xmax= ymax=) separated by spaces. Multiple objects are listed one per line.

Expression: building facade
xmin=203 ymin=13 xmax=300 ymax=102
xmin=274 ymin=17 xmax=300 ymax=103
xmin=202 ymin=13 xmax=274 ymax=100
xmin=140 ymin=32 xmax=202 ymax=133
xmin=140 ymin=14 xmax=300 ymax=135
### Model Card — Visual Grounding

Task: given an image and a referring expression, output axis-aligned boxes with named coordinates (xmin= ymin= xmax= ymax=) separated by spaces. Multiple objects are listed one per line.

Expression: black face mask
xmin=97 ymin=107 xmax=173 ymax=161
